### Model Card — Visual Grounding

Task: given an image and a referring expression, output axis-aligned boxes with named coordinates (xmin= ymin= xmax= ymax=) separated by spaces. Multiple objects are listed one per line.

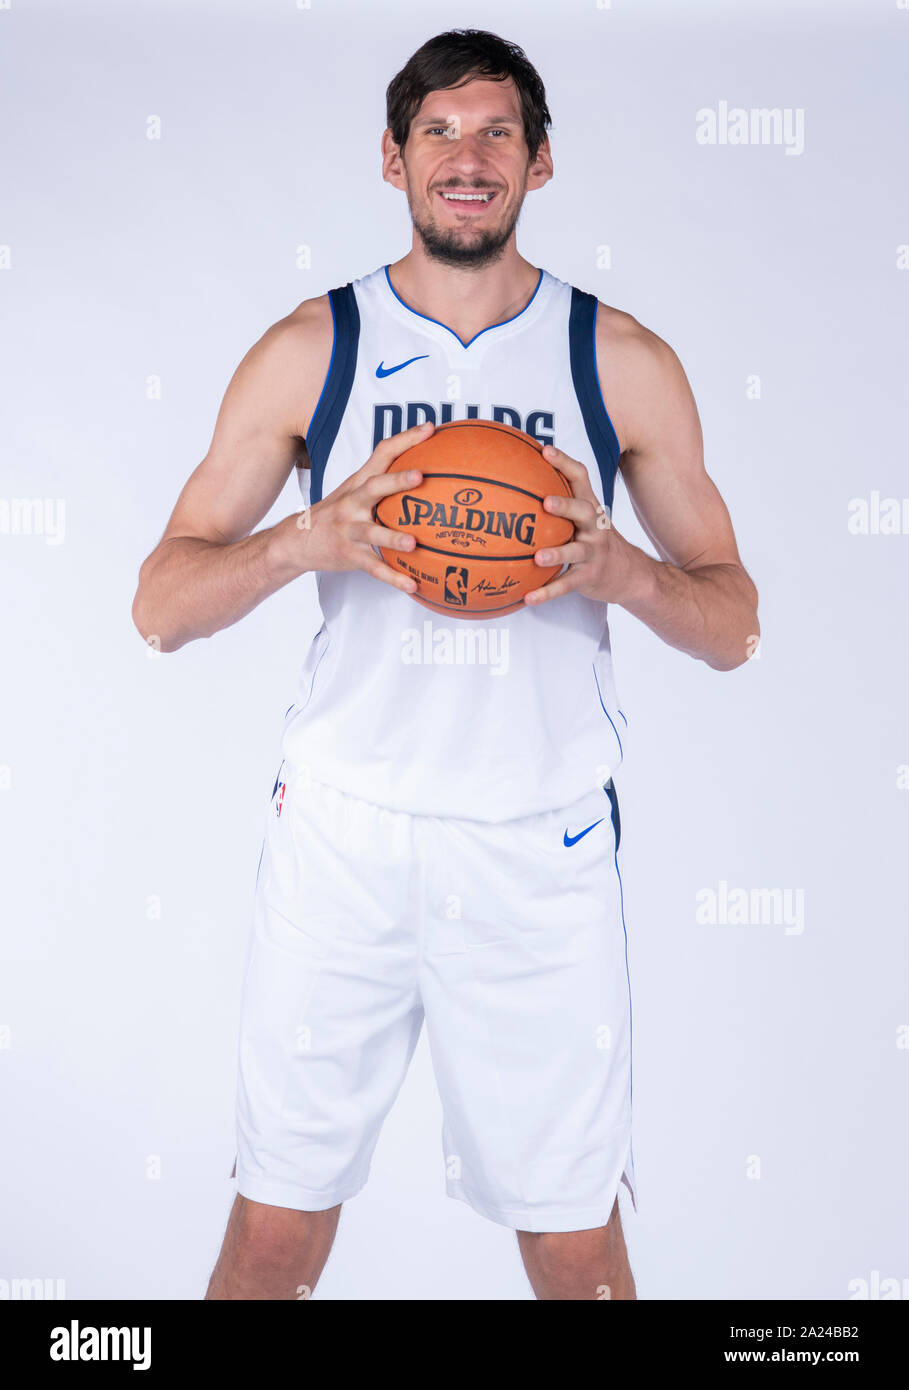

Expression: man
xmin=132 ymin=29 xmax=759 ymax=1301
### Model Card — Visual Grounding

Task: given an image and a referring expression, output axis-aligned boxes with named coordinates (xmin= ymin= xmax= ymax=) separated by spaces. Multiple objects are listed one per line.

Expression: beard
xmin=409 ymin=190 xmax=522 ymax=269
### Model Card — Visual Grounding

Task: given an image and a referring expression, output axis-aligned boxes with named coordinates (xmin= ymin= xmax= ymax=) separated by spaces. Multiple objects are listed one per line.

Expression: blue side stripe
xmin=604 ymin=777 xmax=633 ymax=1114
xmin=603 ymin=776 xmax=621 ymax=852
xmin=592 ymin=661 xmax=624 ymax=761
xmin=306 ymin=284 xmax=360 ymax=503
xmin=568 ymin=286 xmax=622 ymax=511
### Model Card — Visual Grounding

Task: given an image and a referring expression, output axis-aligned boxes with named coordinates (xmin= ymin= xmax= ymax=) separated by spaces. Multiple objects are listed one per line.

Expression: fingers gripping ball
xmin=375 ymin=420 xmax=574 ymax=618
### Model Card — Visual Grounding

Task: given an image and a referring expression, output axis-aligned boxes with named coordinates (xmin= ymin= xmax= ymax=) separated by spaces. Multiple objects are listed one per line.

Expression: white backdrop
xmin=1 ymin=0 xmax=907 ymax=1301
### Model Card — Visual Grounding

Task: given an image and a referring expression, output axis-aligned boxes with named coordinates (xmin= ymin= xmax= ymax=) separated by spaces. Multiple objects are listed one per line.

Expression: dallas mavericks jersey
xmin=282 ymin=264 xmax=628 ymax=822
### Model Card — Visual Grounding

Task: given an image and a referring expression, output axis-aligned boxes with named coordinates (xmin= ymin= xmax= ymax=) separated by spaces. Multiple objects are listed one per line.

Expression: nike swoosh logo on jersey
xmin=563 ymin=818 xmax=605 ymax=847
xmin=376 ymin=355 xmax=430 ymax=377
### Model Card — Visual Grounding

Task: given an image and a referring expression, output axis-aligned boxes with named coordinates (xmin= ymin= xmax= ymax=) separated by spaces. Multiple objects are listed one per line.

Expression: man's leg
xmin=420 ymin=783 xmax=636 ymax=1286
xmin=516 ymin=1197 xmax=636 ymax=1301
xmin=205 ymin=1194 xmax=340 ymax=1300
xmin=227 ymin=774 xmax=423 ymax=1299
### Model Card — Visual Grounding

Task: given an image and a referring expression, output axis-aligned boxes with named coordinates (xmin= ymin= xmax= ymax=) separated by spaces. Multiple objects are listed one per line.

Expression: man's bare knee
xmin=205 ymin=1195 xmax=342 ymax=1300
xmin=231 ymin=1194 xmax=341 ymax=1247
xmin=515 ymin=1200 xmax=635 ymax=1300
xmin=520 ymin=1223 xmax=620 ymax=1263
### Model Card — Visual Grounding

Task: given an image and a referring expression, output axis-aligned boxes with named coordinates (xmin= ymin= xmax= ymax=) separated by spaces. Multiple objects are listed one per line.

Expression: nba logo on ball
xmin=444 ymin=566 xmax=468 ymax=606
xmin=377 ymin=419 xmax=574 ymax=619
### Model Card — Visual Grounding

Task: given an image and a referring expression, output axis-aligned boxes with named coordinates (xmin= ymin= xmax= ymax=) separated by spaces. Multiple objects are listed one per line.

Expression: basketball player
xmin=132 ymin=30 xmax=759 ymax=1300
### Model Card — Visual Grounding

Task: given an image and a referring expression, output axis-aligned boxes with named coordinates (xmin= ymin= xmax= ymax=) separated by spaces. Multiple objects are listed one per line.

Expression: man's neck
xmin=387 ymin=245 xmax=541 ymax=344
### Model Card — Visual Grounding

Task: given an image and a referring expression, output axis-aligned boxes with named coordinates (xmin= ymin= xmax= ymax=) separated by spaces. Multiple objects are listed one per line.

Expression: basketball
xmin=375 ymin=419 xmax=574 ymax=618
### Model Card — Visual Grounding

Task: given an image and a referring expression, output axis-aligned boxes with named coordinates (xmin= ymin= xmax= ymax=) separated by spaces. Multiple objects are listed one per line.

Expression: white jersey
xmin=283 ymin=264 xmax=628 ymax=822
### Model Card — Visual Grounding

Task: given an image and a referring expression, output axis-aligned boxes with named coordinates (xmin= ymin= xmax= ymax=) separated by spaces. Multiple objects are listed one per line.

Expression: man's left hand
xmin=524 ymin=445 xmax=645 ymax=608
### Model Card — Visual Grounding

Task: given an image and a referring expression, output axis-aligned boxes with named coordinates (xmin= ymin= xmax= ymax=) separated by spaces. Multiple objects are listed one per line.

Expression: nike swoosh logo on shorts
xmin=375 ymin=355 xmax=430 ymax=377
xmin=563 ymin=818 xmax=605 ymax=847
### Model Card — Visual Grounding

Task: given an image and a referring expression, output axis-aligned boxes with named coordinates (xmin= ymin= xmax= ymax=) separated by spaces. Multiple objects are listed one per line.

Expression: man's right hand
xmin=277 ymin=420 xmax=434 ymax=593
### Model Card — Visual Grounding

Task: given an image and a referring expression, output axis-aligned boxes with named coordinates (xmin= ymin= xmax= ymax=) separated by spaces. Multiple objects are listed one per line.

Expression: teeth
xmin=442 ymin=192 xmax=493 ymax=201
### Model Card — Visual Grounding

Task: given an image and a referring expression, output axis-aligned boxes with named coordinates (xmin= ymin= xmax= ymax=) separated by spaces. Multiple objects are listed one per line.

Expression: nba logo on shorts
xmin=445 ymin=565 xmax=468 ymax=606
xmin=275 ymin=782 xmax=286 ymax=817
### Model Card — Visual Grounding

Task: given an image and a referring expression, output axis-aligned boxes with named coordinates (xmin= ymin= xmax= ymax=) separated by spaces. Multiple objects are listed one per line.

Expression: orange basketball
xmin=375 ymin=420 xmax=574 ymax=619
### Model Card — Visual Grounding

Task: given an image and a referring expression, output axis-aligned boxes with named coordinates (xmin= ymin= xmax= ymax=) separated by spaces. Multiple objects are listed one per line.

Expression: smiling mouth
xmin=437 ymin=189 xmax=498 ymax=209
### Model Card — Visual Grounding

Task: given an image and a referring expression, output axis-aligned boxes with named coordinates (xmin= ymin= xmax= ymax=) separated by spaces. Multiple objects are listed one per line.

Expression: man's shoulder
xmin=248 ymin=294 xmax=335 ymax=440
xmin=271 ymin=292 xmax=335 ymax=356
xmin=593 ymin=300 xmax=676 ymax=370
xmin=248 ymin=293 xmax=334 ymax=374
xmin=591 ymin=302 xmax=692 ymax=456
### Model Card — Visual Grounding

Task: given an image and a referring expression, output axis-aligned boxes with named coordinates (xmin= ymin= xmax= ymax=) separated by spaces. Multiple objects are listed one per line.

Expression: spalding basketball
xmin=375 ymin=420 xmax=574 ymax=618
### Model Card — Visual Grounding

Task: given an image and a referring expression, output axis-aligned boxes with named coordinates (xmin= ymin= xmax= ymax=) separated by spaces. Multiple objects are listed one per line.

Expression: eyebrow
xmin=412 ymin=114 xmax=522 ymax=127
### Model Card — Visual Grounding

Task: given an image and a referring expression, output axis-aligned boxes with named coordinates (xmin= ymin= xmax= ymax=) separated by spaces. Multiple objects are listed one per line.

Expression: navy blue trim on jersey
xmin=384 ymin=264 xmax=543 ymax=349
xmin=603 ymin=776 xmax=621 ymax=852
xmin=604 ymin=775 xmax=634 ymax=1120
xmin=306 ymin=284 xmax=360 ymax=503
xmin=569 ymin=287 xmax=622 ymax=511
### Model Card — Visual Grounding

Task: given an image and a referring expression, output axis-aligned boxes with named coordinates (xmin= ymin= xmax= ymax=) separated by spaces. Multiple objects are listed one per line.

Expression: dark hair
xmin=386 ymin=29 xmax=552 ymax=162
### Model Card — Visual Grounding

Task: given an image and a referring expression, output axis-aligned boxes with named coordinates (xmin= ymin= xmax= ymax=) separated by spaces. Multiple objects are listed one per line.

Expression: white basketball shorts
xmin=231 ymin=765 xmax=637 ymax=1233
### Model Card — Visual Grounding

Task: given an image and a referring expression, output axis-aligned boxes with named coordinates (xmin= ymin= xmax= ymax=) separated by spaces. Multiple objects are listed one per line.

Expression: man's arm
xmin=526 ymin=307 xmax=759 ymax=673
xmin=131 ymin=298 xmax=333 ymax=652
xmin=603 ymin=312 xmax=759 ymax=671
xmin=131 ymin=297 xmax=429 ymax=653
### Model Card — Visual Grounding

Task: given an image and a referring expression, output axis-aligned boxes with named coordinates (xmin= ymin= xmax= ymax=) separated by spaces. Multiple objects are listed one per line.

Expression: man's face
xmin=382 ymin=77 xmax=552 ymax=268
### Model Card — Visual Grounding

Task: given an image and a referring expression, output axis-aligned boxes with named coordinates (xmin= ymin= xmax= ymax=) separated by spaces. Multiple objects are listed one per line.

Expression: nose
xmin=441 ymin=132 xmax=496 ymax=180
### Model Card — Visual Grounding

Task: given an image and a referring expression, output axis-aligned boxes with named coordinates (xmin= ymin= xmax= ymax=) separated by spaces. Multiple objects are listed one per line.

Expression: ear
xmin=382 ymin=128 xmax=407 ymax=191
xmin=526 ymin=135 xmax=553 ymax=192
